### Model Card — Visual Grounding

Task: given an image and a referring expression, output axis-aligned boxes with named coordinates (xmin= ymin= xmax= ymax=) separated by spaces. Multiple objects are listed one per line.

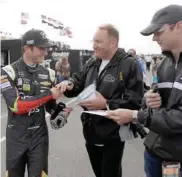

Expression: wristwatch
xmin=132 ymin=110 xmax=138 ymax=124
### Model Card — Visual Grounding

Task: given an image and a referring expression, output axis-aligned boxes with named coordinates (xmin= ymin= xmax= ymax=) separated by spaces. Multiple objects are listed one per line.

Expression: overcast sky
xmin=0 ymin=0 xmax=182 ymax=54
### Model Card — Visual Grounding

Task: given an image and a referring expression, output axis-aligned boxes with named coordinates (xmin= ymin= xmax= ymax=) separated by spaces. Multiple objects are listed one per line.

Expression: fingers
xmin=59 ymin=84 xmax=67 ymax=93
xmin=67 ymin=82 xmax=74 ymax=90
xmin=146 ymin=98 xmax=161 ymax=104
xmin=55 ymin=82 xmax=66 ymax=93
xmin=147 ymin=102 xmax=161 ymax=108
xmin=79 ymin=100 xmax=91 ymax=106
xmin=116 ymin=120 xmax=123 ymax=125
xmin=50 ymin=122 xmax=59 ymax=130
xmin=55 ymin=83 xmax=62 ymax=89
xmin=146 ymin=92 xmax=160 ymax=99
xmin=63 ymin=107 xmax=73 ymax=117
xmin=95 ymin=91 xmax=101 ymax=96
xmin=106 ymin=110 xmax=117 ymax=117
xmin=146 ymin=97 xmax=161 ymax=108
xmin=106 ymin=114 xmax=122 ymax=125
xmin=55 ymin=81 xmax=73 ymax=93
xmin=63 ymin=107 xmax=73 ymax=112
xmin=79 ymin=103 xmax=94 ymax=110
xmin=146 ymin=91 xmax=161 ymax=108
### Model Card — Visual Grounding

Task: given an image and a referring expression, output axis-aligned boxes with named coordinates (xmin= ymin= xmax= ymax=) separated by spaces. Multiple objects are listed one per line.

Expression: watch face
xmin=132 ymin=118 xmax=138 ymax=124
xmin=132 ymin=111 xmax=138 ymax=123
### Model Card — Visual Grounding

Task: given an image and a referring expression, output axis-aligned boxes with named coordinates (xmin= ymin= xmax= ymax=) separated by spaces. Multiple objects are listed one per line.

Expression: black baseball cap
xmin=21 ymin=29 xmax=54 ymax=48
xmin=141 ymin=5 xmax=182 ymax=36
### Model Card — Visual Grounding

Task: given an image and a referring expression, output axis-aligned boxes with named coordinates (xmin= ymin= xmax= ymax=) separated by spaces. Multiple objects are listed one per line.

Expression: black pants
xmin=146 ymin=62 xmax=151 ymax=71
xmin=6 ymin=132 xmax=48 ymax=177
xmin=86 ymin=141 xmax=125 ymax=177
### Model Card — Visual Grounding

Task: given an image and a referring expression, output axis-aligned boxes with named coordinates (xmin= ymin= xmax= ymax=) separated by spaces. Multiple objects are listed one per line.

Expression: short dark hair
xmin=99 ymin=24 xmax=119 ymax=42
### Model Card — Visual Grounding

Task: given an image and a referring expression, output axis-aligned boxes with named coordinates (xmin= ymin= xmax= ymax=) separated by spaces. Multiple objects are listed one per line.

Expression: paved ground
xmin=0 ymin=70 xmax=152 ymax=177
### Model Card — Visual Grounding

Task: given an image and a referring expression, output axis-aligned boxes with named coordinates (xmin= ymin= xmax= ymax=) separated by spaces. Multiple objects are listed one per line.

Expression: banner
xmin=41 ymin=15 xmax=47 ymax=23
xmin=65 ymin=27 xmax=73 ymax=38
xmin=21 ymin=12 xmax=29 ymax=25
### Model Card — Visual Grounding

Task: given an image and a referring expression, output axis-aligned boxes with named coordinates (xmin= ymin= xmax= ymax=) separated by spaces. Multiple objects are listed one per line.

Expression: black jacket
xmin=138 ymin=52 xmax=182 ymax=161
xmin=65 ymin=48 xmax=144 ymax=144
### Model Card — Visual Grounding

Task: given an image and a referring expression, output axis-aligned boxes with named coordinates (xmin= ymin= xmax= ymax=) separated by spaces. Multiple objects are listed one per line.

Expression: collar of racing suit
xmin=19 ymin=58 xmax=38 ymax=73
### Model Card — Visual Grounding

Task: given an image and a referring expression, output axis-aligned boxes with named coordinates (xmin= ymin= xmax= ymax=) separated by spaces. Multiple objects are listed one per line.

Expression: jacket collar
xmin=162 ymin=51 xmax=182 ymax=63
xmin=95 ymin=48 xmax=129 ymax=67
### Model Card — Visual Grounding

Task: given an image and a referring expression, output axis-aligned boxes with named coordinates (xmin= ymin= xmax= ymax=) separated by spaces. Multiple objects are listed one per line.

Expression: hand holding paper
xmin=106 ymin=109 xmax=133 ymax=125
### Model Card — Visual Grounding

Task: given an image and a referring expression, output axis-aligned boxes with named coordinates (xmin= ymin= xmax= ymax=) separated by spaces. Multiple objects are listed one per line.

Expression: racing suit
xmin=1 ymin=58 xmax=57 ymax=177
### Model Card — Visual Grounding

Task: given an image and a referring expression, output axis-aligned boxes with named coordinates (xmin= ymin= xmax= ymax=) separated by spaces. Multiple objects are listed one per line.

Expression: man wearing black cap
xmin=1 ymin=29 xmax=71 ymax=177
xmin=105 ymin=4 xmax=182 ymax=177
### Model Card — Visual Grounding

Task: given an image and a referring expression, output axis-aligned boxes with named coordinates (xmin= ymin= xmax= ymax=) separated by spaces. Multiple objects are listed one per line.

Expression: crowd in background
xmin=50 ymin=48 xmax=164 ymax=88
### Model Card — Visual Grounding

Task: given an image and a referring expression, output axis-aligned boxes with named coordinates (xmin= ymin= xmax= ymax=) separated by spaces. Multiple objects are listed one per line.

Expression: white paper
xmin=77 ymin=84 xmax=96 ymax=101
xmin=65 ymin=97 xmax=80 ymax=107
xmin=82 ymin=110 xmax=107 ymax=117
xmin=64 ymin=84 xmax=97 ymax=108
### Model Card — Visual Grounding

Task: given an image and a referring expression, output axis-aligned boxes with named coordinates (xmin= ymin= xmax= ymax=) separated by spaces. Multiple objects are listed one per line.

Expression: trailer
xmin=1 ymin=39 xmax=22 ymax=67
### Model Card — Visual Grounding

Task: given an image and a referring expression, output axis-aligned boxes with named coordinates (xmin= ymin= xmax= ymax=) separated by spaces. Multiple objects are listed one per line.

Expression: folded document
xmin=82 ymin=110 xmax=107 ymax=116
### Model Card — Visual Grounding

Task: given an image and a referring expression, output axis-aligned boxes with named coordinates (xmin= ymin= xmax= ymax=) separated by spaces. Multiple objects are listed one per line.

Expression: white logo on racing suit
xmin=17 ymin=78 xmax=23 ymax=86
xmin=28 ymin=108 xmax=40 ymax=116
xmin=38 ymin=74 xmax=48 ymax=80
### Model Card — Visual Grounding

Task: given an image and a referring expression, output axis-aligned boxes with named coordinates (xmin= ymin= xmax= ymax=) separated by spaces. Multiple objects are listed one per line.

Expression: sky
xmin=0 ymin=0 xmax=182 ymax=54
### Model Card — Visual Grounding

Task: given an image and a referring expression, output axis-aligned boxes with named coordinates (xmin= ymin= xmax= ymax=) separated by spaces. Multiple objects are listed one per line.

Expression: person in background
xmin=145 ymin=54 xmax=152 ymax=71
xmin=55 ymin=53 xmax=71 ymax=83
xmin=128 ymin=49 xmax=150 ymax=90
xmin=151 ymin=56 xmax=163 ymax=80
xmin=140 ymin=54 xmax=147 ymax=73
xmin=128 ymin=49 xmax=146 ymax=73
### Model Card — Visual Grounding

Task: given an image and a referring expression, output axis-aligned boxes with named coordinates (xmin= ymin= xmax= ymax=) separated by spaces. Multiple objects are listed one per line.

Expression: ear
xmin=23 ymin=45 xmax=31 ymax=52
xmin=175 ymin=21 xmax=182 ymax=32
xmin=110 ymin=37 xmax=117 ymax=47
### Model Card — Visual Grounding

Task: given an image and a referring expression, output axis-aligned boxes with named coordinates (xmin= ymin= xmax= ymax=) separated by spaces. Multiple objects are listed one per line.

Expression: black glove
xmin=50 ymin=111 xmax=67 ymax=129
xmin=50 ymin=102 xmax=67 ymax=130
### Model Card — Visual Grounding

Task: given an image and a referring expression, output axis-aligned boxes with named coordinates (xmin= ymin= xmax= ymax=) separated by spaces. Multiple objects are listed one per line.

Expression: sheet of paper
xmin=77 ymin=84 xmax=96 ymax=101
xmin=65 ymin=97 xmax=80 ymax=107
xmin=82 ymin=110 xmax=107 ymax=117
xmin=65 ymin=83 xmax=97 ymax=108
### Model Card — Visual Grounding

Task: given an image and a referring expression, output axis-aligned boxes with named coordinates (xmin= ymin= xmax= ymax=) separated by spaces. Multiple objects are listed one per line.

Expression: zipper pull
xmin=175 ymin=63 xmax=178 ymax=69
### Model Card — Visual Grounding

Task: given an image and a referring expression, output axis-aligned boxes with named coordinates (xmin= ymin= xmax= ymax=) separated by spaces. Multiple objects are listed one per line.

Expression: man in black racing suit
xmin=1 ymin=29 xmax=71 ymax=177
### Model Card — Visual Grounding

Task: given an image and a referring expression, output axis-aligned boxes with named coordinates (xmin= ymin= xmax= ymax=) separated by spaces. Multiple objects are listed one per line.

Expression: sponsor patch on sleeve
xmin=0 ymin=81 xmax=12 ymax=90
